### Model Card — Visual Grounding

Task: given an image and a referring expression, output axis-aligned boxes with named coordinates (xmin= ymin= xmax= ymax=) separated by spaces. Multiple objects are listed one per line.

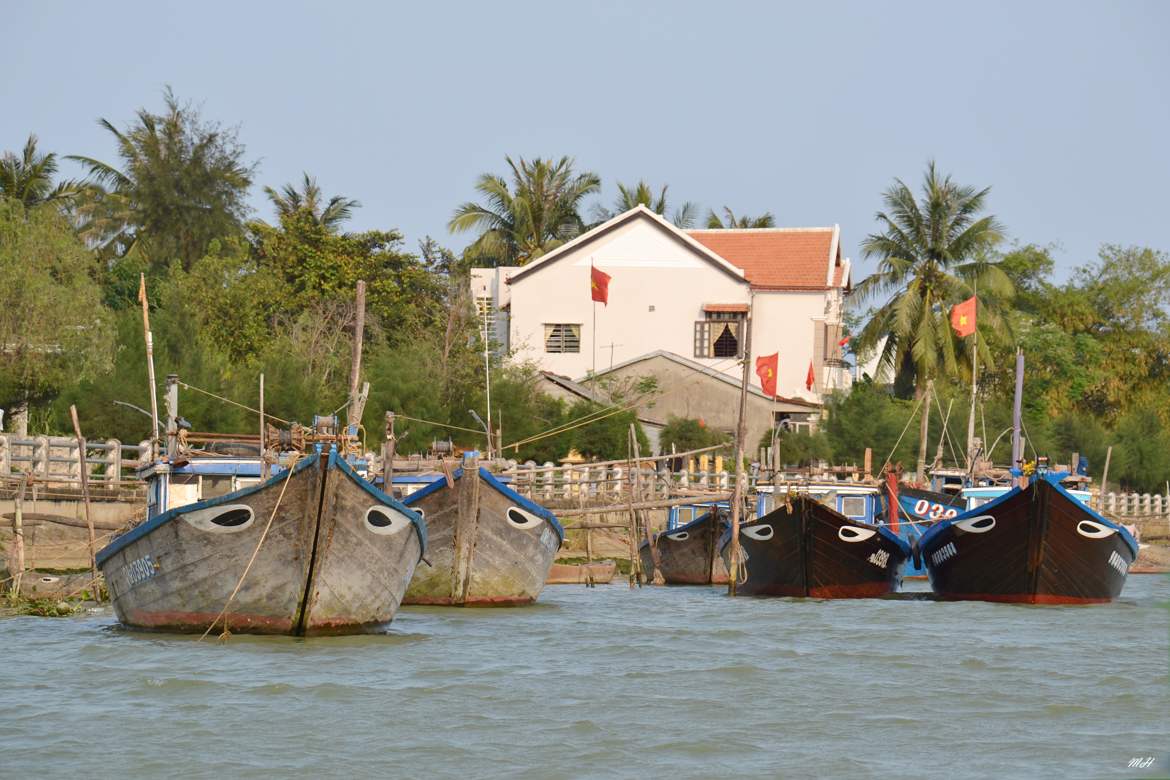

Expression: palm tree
xmin=0 ymin=134 xmax=82 ymax=208
xmin=591 ymin=180 xmax=697 ymax=228
xmin=68 ymin=88 xmax=253 ymax=270
xmin=705 ymin=207 xmax=775 ymax=229
xmin=852 ymin=161 xmax=1013 ymax=478
xmin=449 ymin=156 xmax=600 ymax=266
xmin=264 ymin=173 xmax=359 ymax=231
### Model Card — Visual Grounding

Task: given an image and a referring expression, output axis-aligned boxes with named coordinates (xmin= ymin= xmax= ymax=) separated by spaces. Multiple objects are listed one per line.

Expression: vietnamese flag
xmin=837 ymin=334 xmax=850 ymax=348
xmin=950 ymin=296 xmax=977 ymax=337
xmin=755 ymin=353 xmax=779 ymax=398
xmin=590 ymin=264 xmax=611 ymax=305
xmin=806 ymin=360 xmax=816 ymax=391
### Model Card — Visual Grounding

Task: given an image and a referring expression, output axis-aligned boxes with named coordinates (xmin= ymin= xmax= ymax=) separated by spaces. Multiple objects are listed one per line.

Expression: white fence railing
xmin=1099 ymin=491 xmax=1170 ymax=519
xmin=0 ymin=435 xmax=150 ymax=484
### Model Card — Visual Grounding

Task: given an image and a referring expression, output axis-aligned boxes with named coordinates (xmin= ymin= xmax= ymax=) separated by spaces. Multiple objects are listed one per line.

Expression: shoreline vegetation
xmin=1 ymin=89 xmax=1168 ymax=491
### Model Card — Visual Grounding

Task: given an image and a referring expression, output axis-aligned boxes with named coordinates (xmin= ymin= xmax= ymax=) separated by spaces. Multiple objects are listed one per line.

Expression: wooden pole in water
xmin=348 ymin=280 xmax=367 ymax=430
xmin=10 ymin=474 xmax=28 ymax=597
xmin=633 ymin=423 xmax=663 ymax=584
xmin=1099 ymin=445 xmax=1113 ymax=509
xmin=69 ymin=405 xmax=101 ymax=603
xmin=138 ymin=274 xmax=161 ymax=461
xmin=625 ymin=427 xmax=641 ymax=587
xmin=728 ymin=308 xmax=753 ymax=597
xmin=259 ymin=373 xmax=268 ymax=480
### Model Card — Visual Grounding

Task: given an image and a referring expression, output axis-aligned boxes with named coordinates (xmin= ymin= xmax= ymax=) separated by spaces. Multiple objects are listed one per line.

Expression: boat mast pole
xmin=483 ymin=298 xmax=493 ymax=460
xmin=347 ymin=280 xmax=366 ymax=429
xmin=727 ymin=302 xmax=753 ymax=597
xmin=138 ymin=273 xmax=160 ymax=462
xmin=1010 ymin=348 xmax=1024 ymax=487
xmin=965 ymin=281 xmax=979 ymax=473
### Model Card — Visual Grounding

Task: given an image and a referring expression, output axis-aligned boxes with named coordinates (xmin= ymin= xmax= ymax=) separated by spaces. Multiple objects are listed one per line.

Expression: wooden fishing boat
xmin=639 ymin=510 xmax=730 ymax=584
xmin=546 ymin=560 xmax=617 ymax=584
xmin=402 ymin=461 xmax=563 ymax=606
xmin=917 ymin=475 xmax=1138 ymax=604
xmin=880 ymin=484 xmax=960 ymax=577
xmin=96 ymin=449 xmax=426 ymax=635
xmin=721 ymin=495 xmax=910 ymax=598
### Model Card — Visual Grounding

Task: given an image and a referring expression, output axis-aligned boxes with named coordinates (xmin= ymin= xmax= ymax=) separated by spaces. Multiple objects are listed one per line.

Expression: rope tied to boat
xmin=199 ymin=452 xmax=302 ymax=642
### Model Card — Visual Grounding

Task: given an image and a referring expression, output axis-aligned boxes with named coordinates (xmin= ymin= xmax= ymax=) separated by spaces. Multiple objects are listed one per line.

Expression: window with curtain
xmin=693 ymin=313 xmax=743 ymax=358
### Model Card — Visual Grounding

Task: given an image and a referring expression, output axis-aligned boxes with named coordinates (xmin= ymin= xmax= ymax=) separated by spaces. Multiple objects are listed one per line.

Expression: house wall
xmin=506 ymin=218 xmax=750 ymax=378
xmin=598 ymin=354 xmax=818 ymax=455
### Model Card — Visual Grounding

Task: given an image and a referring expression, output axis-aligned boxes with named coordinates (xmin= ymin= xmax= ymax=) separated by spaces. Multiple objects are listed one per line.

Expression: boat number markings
xmin=122 ymin=554 xmax=160 ymax=590
xmin=912 ymin=499 xmax=959 ymax=520
xmin=930 ymin=542 xmax=957 ymax=567
xmin=867 ymin=549 xmax=890 ymax=569
xmin=1108 ymin=550 xmax=1129 ymax=575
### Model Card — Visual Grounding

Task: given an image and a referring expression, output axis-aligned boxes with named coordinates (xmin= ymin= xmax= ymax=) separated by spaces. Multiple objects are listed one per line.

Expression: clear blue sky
xmin=4 ymin=0 xmax=1168 ymax=279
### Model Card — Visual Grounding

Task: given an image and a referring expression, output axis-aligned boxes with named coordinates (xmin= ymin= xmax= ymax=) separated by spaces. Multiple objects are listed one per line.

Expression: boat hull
xmin=722 ymin=497 xmax=909 ymax=598
xmin=919 ymin=478 xmax=1136 ymax=604
xmin=97 ymin=452 xmax=425 ymax=635
xmin=402 ymin=467 xmax=562 ymax=606
xmin=639 ymin=511 xmax=729 ymax=584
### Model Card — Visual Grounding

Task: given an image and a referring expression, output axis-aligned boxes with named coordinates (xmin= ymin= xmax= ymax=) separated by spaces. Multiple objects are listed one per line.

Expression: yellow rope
xmin=178 ymin=382 xmax=291 ymax=426
xmin=394 ymin=414 xmax=489 ymax=437
xmin=199 ymin=452 xmax=302 ymax=641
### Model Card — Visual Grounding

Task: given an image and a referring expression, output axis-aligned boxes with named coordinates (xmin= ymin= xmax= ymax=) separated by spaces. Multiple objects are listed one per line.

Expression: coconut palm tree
xmin=704 ymin=207 xmax=775 ymax=229
xmin=852 ymin=161 xmax=1013 ymax=477
xmin=449 ymin=156 xmax=600 ymax=266
xmin=0 ymin=134 xmax=82 ymax=208
xmin=591 ymin=180 xmax=697 ymax=228
xmin=264 ymin=173 xmax=359 ymax=231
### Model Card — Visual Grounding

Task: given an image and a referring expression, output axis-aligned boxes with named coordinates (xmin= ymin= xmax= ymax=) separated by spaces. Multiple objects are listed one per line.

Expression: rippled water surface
xmin=2 ymin=577 xmax=1167 ymax=779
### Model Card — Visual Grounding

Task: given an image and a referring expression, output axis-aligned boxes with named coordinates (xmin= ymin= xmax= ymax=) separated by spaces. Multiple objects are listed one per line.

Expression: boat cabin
xmin=756 ymin=483 xmax=883 ymax=524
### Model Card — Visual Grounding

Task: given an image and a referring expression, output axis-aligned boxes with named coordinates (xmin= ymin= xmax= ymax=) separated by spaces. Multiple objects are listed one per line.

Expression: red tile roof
xmin=687 ymin=228 xmax=844 ymax=290
xmin=702 ymin=303 xmax=750 ymax=313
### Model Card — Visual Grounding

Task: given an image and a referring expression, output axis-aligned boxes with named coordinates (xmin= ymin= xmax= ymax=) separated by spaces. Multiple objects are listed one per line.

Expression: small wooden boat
xmin=546 ymin=560 xmax=618 ymax=584
xmin=639 ymin=510 xmax=730 ymax=584
xmin=721 ymin=495 xmax=910 ymax=598
xmin=97 ymin=450 xmax=426 ymax=635
xmin=402 ymin=461 xmax=563 ymax=606
xmin=917 ymin=475 xmax=1138 ymax=604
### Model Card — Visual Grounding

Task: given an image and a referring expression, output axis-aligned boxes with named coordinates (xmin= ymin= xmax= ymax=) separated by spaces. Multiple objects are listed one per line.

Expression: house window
xmin=544 ymin=323 xmax=581 ymax=353
xmin=694 ymin=313 xmax=743 ymax=359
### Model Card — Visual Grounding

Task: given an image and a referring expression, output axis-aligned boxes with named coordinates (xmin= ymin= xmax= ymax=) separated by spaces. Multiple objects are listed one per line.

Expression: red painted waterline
xmin=737 ymin=581 xmax=894 ymax=599
xmin=405 ymin=595 xmax=537 ymax=607
xmin=123 ymin=609 xmax=295 ymax=634
xmin=932 ymin=592 xmax=1117 ymax=605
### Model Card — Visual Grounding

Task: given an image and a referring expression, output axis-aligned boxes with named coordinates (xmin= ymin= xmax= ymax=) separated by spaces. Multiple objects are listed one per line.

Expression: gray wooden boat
xmin=402 ymin=463 xmax=563 ymax=606
xmin=96 ymin=449 xmax=426 ymax=636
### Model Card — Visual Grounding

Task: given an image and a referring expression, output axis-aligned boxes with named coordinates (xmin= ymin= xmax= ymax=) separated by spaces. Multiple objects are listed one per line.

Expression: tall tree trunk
xmin=915 ymin=379 xmax=933 ymax=484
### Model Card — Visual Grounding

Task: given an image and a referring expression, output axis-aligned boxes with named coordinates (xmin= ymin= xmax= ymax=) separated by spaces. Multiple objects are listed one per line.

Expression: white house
xmin=472 ymin=206 xmax=852 ymax=405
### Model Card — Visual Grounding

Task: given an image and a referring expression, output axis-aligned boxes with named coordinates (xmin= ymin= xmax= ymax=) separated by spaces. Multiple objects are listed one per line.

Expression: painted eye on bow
xmin=666 ymin=531 xmax=690 ymax=541
xmin=742 ymin=525 xmax=774 ymax=541
xmin=955 ymin=515 xmax=996 ymax=534
xmin=365 ymin=506 xmax=412 ymax=535
xmin=1076 ymin=519 xmax=1118 ymax=539
xmin=183 ymin=504 xmax=255 ymax=533
xmin=838 ymin=526 xmax=877 ymax=543
xmin=506 ymin=507 xmax=543 ymax=530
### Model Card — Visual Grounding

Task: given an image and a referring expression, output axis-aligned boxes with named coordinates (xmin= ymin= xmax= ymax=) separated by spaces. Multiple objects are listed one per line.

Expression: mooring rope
xmin=199 ymin=452 xmax=302 ymax=642
xmin=178 ymin=382 xmax=291 ymax=426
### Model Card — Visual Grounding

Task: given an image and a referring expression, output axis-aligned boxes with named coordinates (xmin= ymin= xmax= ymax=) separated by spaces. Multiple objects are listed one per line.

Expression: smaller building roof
xmin=702 ymin=303 xmax=750 ymax=313
xmin=686 ymin=226 xmax=849 ymax=291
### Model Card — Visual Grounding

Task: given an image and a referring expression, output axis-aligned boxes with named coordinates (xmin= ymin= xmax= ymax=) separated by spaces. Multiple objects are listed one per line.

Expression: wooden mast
xmin=727 ymin=306 xmax=753 ymax=597
xmin=1010 ymin=348 xmax=1024 ymax=487
xmin=138 ymin=274 xmax=160 ymax=461
xmin=347 ymin=280 xmax=367 ymax=430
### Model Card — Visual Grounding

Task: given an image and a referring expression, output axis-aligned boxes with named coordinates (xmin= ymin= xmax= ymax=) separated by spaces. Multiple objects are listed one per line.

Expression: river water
xmin=1 ymin=577 xmax=1166 ymax=779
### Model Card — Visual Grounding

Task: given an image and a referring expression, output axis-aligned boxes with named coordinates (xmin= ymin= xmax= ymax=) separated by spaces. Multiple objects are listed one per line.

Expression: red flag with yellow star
xmin=950 ymin=296 xmax=976 ymax=337
xmin=590 ymin=264 xmax=611 ymax=305
xmin=755 ymin=353 xmax=779 ymax=398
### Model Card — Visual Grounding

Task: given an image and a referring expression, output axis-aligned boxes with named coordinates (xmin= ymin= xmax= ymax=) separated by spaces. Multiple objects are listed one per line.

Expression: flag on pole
xmin=950 ymin=296 xmax=977 ymax=337
xmin=590 ymin=264 xmax=611 ymax=305
xmin=837 ymin=334 xmax=850 ymax=348
xmin=806 ymin=360 xmax=816 ymax=391
xmin=755 ymin=353 xmax=779 ymax=398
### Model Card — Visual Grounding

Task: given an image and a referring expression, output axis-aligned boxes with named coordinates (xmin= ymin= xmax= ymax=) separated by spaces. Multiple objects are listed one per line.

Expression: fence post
xmin=109 ymin=439 xmax=122 ymax=483
xmin=34 ymin=436 xmax=50 ymax=479
xmin=0 ymin=434 xmax=8 ymax=477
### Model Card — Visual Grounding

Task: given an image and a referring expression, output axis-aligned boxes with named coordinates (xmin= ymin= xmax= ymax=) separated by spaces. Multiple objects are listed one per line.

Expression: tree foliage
xmin=705 ymin=207 xmax=775 ymax=229
xmin=592 ymin=180 xmax=697 ymax=228
xmin=0 ymin=135 xmax=82 ymax=208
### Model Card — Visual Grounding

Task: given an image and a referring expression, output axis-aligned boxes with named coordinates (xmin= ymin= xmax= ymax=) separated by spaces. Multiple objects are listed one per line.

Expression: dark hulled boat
xmin=97 ymin=450 xmax=427 ymax=635
xmin=639 ymin=510 xmax=730 ymax=584
xmin=721 ymin=495 xmax=910 ymax=598
xmin=402 ymin=463 xmax=564 ymax=606
xmin=917 ymin=475 xmax=1138 ymax=604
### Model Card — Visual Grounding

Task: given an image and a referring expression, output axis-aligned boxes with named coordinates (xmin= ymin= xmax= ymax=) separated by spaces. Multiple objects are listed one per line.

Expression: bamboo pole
xmin=625 ymin=429 xmax=640 ymax=587
xmin=347 ymin=280 xmax=366 ymax=429
xmin=138 ymin=274 xmax=161 ymax=461
xmin=915 ymin=379 xmax=933 ymax=483
xmin=727 ymin=308 xmax=753 ymax=597
xmin=69 ymin=405 xmax=101 ymax=602
xmin=9 ymin=474 xmax=28 ymax=597
xmin=259 ymin=373 xmax=268 ymax=480
xmin=1099 ymin=445 xmax=1113 ymax=509
xmin=382 ymin=412 xmax=396 ymax=495
xmin=633 ymin=424 xmax=664 ymax=584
